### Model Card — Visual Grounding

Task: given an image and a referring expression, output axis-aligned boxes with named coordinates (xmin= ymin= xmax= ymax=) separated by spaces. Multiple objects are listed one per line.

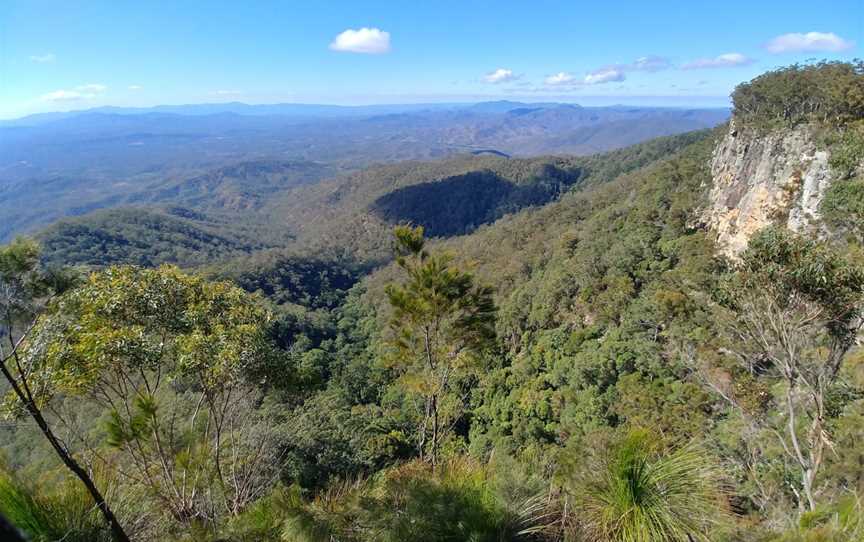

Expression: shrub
xmin=281 ymin=457 xmax=554 ymax=542
xmin=562 ymin=429 xmax=729 ymax=542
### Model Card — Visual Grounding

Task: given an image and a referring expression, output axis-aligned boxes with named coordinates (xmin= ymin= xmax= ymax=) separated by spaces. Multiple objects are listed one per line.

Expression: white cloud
xmin=681 ymin=53 xmax=753 ymax=69
xmin=628 ymin=55 xmax=670 ymax=72
xmin=329 ymin=27 xmax=391 ymax=54
xmin=556 ymin=56 xmax=666 ymax=88
xmin=213 ymin=90 xmax=242 ymax=96
xmin=29 ymin=53 xmax=56 ymax=63
xmin=484 ymin=68 xmax=518 ymax=84
xmin=584 ymin=67 xmax=625 ymax=85
xmin=544 ymin=72 xmax=575 ymax=85
xmin=40 ymin=83 xmax=107 ymax=102
xmin=41 ymin=90 xmax=84 ymax=102
xmin=766 ymin=32 xmax=854 ymax=53
xmin=77 ymin=83 xmax=107 ymax=93
xmin=128 ymin=85 xmax=143 ymax=90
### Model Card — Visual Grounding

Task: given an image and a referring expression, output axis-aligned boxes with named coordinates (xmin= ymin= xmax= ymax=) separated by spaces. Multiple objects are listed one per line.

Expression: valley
xmin=1 ymin=55 xmax=863 ymax=542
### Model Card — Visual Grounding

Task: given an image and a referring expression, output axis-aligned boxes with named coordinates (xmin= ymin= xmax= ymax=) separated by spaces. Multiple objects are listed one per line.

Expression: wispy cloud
xmin=544 ymin=56 xmax=669 ymax=89
xmin=766 ymin=32 xmax=854 ymax=53
xmin=627 ymin=55 xmax=671 ymax=72
xmin=40 ymin=83 xmax=108 ymax=102
xmin=544 ymin=72 xmax=576 ymax=86
xmin=29 ymin=53 xmax=56 ymax=63
xmin=329 ymin=27 xmax=391 ymax=54
xmin=77 ymin=83 xmax=107 ymax=93
xmin=41 ymin=90 xmax=84 ymax=102
xmin=584 ymin=67 xmax=626 ymax=85
xmin=213 ymin=90 xmax=242 ymax=96
xmin=681 ymin=53 xmax=753 ymax=69
xmin=483 ymin=68 xmax=519 ymax=84
xmin=128 ymin=85 xmax=143 ymax=91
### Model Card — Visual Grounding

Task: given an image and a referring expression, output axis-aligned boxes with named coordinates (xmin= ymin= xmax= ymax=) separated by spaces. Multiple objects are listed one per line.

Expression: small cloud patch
xmin=766 ymin=32 xmax=854 ymax=53
xmin=544 ymin=72 xmax=575 ymax=86
xmin=682 ymin=53 xmax=753 ymax=69
xmin=484 ymin=68 xmax=519 ymax=84
xmin=330 ymin=27 xmax=391 ymax=54
xmin=584 ymin=67 xmax=625 ymax=85
xmin=29 ymin=53 xmax=55 ymax=63
xmin=40 ymin=83 xmax=108 ymax=102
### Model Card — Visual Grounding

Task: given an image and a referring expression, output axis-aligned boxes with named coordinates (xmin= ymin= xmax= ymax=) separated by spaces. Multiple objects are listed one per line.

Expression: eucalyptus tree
xmin=19 ymin=265 xmax=284 ymax=526
xmin=0 ymin=240 xmax=129 ymax=542
xmin=715 ymin=227 xmax=864 ymax=512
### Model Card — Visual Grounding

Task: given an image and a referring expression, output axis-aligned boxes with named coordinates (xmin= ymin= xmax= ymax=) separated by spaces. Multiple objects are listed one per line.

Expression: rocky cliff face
xmin=701 ymin=121 xmax=832 ymax=257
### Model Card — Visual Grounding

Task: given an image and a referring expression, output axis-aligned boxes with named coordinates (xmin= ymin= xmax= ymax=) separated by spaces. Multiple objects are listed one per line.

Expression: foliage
xmin=821 ymin=177 xmax=864 ymax=240
xmin=10 ymin=265 xmax=284 ymax=528
xmin=38 ymin=207 xmax=287 ymax=268
xmin=267 ymin=132 xmax=710 ymax=264
xmin=772 ymin=495 xmax=864 ymax=541
xmin=731 ymin=61 xmax=864 ymax=130
xmin=561 ymin=429 xmax=729 ymax=542
xmin=453 ymin=128 xmax=721 ymax=452
xmin=0 ymin=239 xmax=129 ymax=541
xmin=0 ymin=463 xmax=129 ymax=542
xmin=385 ymin=225 xmax=497 ymax=465
xmin=713 ymin=227 xmax=864 ymax=511
xmin=281 ymin=457 xmax=554 ymax=542
xmin=827 ymin=121 xmax=864 ymax=180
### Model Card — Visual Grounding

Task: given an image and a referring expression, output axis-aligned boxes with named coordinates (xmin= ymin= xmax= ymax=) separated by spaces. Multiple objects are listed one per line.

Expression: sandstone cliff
xmin=701 ymin=122 xmax=832 ymax=257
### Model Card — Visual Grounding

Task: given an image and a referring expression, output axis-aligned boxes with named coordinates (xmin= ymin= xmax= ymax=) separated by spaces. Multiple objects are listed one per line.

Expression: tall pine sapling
xmin=385 ymin=226 xmax=496 ymax=467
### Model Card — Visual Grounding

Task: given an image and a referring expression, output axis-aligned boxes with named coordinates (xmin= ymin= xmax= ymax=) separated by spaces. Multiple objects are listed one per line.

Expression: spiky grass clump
xmin=0 ymin=465 xmax=112 ymax=542
xmin=569 ymin=429 xmax=729 ymax=542
xmin=280 ymin=457 xmax=556 ymax=542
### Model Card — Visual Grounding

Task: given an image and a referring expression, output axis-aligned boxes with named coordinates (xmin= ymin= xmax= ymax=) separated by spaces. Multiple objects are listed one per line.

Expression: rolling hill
xmin=0 ymin=102 xmax=728 ymax=242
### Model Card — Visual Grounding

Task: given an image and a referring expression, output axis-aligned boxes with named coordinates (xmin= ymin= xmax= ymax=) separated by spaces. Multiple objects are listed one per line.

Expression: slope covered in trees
xmin=34 ymin=131 xmax=706 ymax=269
xmin=266 ymin=130 xmax=709 ymax=262
xmin=0 ymin=104 xmax=727 ymax=243
xmin=36 ymin=207 xmax=290 ymax=268
xmin=2 ymin=63 xmax=864 ymax=542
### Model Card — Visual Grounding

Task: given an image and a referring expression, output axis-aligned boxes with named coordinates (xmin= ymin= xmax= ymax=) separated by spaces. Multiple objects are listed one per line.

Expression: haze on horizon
xmin=2 ymin=0 xmax=861 ymax=119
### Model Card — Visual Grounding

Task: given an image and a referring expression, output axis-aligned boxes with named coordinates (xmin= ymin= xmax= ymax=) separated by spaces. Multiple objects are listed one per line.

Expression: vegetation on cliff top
xmin=732 ymin=60 xmax=864 ymax=130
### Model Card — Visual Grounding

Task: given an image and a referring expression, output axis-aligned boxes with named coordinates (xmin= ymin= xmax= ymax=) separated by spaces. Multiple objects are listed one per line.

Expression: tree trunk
xmin=0 ymin=511 xmax=27 ymax=542
xmin=431 ymin=393 xmax=439 ymax=470
xmin=0 ymin=362 xmax=130 ymax=542
xmin=785 ymin=384 xmax=816 ymax=512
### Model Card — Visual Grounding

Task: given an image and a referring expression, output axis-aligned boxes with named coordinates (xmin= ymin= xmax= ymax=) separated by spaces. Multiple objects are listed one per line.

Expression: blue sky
xmin=1 ymin=0 xmax=862 ymax=118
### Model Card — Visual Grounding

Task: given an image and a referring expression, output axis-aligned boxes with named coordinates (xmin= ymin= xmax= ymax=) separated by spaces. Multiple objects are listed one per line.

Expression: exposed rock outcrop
xmin=701 ymin=122 xmax=832 ymax=257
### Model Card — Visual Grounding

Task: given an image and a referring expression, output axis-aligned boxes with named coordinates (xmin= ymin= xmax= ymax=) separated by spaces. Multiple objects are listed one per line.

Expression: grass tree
xmin=385 ymin=225 xmax=496 ymax=467
xmin=565 ymin=429 xmax=728 ymax=542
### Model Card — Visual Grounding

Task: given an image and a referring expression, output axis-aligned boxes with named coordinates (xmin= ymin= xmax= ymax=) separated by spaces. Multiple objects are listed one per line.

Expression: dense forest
xmin=1 ymin=62 xmax=864 ymax=542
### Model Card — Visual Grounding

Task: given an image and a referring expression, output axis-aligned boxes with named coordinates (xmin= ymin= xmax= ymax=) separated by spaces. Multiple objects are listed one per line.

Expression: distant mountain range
xmin=0 ymin=100 xmax=725 ymax=126
xmin=0 ymin=101 xmax=729 ymax=241
xmin=0 ymin=101 xmax=503 ymax=127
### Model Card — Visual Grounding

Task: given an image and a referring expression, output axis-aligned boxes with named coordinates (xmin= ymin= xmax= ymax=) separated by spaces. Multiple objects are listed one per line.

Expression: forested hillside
xmin=1 ymin=62 xmax=863 ymax=542
xmin=0 ymin=103 xmax=727 ymax=242
xmin=35 ymin=131 xmax=705 ymax=268
xmin=36 ymin=207 xmax=292 ymax=268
